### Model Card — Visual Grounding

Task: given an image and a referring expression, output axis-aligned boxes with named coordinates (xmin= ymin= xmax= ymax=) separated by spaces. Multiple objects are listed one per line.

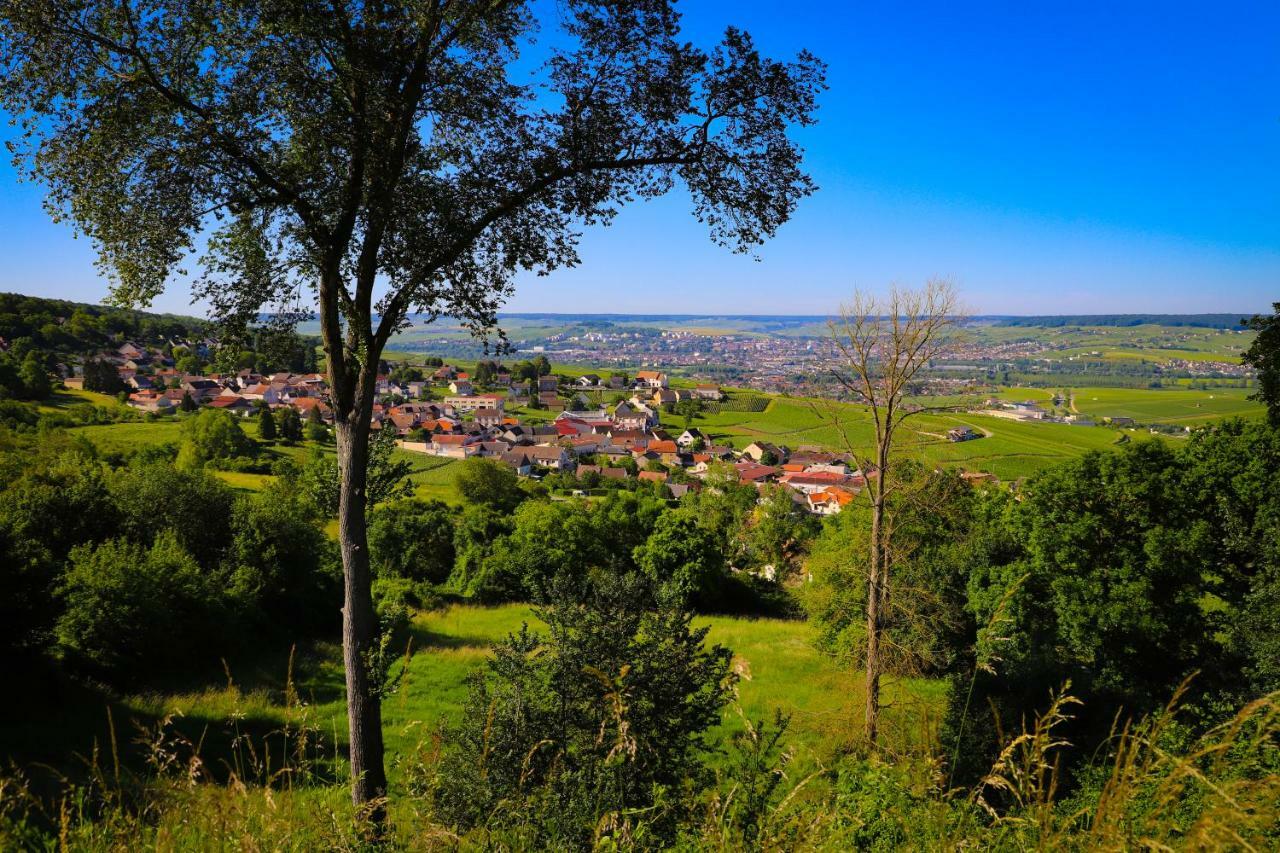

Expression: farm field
xmin=698 ymin=396 xmax=1122 ymax=480
xmin=1070 ymin=386 xmax=1263 ymax=425
xmin=967 ymin=323 xmax=1255 ymax=363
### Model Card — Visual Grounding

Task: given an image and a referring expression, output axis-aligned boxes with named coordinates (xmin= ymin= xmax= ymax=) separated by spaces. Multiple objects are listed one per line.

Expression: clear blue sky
xmin=0 ymin=0 xmax=1276 ymax=316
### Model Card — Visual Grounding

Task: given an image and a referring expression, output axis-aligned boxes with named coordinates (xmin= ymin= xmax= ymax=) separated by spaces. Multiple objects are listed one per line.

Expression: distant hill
xmin=0 ymin=291 xmax=208 ymax=356
xmin=992 ymin=314 xmax=1252 ymax=330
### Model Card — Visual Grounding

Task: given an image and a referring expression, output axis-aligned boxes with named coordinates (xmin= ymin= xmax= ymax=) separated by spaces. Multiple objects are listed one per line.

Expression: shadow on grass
xmin=406 ymin=622 xmax=500 ymax=653
xmin=1 ymin=642 xmax=349 ymax=802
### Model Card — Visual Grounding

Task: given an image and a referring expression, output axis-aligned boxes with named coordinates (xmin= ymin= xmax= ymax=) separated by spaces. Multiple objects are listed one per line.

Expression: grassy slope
xmin=12 ymin=604 xmax=940 ymax=784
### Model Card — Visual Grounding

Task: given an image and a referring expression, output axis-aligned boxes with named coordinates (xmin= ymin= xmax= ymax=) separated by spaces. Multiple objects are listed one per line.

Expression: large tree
xmin=1242 ymin=303 xmax=1279 ymax=425
xmin=0 ymin=0 xmax=823 ymax=815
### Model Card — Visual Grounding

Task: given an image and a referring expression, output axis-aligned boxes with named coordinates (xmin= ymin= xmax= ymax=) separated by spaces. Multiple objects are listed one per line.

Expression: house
xmin=406 ymin=380 xmax=429 ymax=398
xmin=1106 ymin=416 xmax=1136 ymax=426
xmin=126 ymin=389 xmax=175 ymax=412
xmin=780 ymin=470 xmax=852 ymax=494
xmin=473 ymin=408 xmax=504 ymax=428
xmin=575 ymin=374 xmax=601 ymax=388
xmin=431 ymin=434 xmax=480 ymax=458
xmin=241 ymin=382 xmax=285 ymax=405
xmin=448 ymin=380 xmax=474 ymax=396
xmin=666 ymin=482 xmax=696 ymax=500
xmin=808 ymin=487 xmax=856 ymax=515
xmin=432 ymin=364 xmax=458 ymax=381
xmin=556 ymin=408 xmax=611 ymax=426
xmin=526 ymin=444 xmax=572 ymax=470
xmin=606 ymin=428 xmax=649 ymax=449
xmin=537 ymin=375 xmax=559 ymax=393
xmin=537 ymin=391 xmax=565 ymax=411
xmin=560 ymin=435 xmax=602 ymax=457
xmin=1013 ymin=402 xmax=1047 ymax=420
xmin=647 ymin=439 xmax=685 ymax=467
xmin=638 ymin=470 xmax=669 ymax=484
xmin=208 ymin=395 xmax=256 ymax=417
xmin=117 ymin=342 xmax=145 ymax=360
xmin=634 ymin=370 xmax=668 ymax=389
xmin=676 ymin=428 xmax=708 ymax=448
xmin=181 ymin=378 xmax=222 ymax=402
xmin=947 ymin=426 xmax=980 ymax=442
xmin=734 ymin=461 xmax=778 ymax=484
xmin=692 ymin=384 xmax=723 ymax=401
xmin=961 ymin=471 xmax=999 ymax=485
xmin=651 ymin=388 xmax=678 ymax=407
xmin=613 ymin=401 xmax=655 ymax=431
xmin=499 ymin=449 xmax=533 ymax=476
xmin=292 ymin=397 xmax=333 ymax=422
xmin=741 ymin=441 xmax=786 ymax=464
xmin=473 ymin=440 xmax=514 ymax=458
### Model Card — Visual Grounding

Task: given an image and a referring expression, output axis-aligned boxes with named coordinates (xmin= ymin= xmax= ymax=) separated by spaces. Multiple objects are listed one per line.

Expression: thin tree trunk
xmin=335 ymin=414 xmax=388 ymax=819
xmin=865 ymin=436 xmax=890 ymax=745
xmin=865 ymin=492 xmax=883 ymax=745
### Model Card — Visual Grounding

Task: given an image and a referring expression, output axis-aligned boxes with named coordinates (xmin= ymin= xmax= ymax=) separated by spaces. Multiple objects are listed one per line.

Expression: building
xmin=431 ymin=434 xmax=480 ymax=458
xmin=445 ymin=393 xmax=506 ymax=413
xmin=947 ymin=426 xmax=979 ymax=442
xmin=634 ymin=370 xmax=668 ymax=389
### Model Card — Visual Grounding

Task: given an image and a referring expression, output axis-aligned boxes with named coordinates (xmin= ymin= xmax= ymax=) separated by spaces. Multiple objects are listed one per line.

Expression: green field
xmin=696 ymin=396 xmax=1122 ymax=480
xmin=1071 ymin=386 xmax=1263 ymax=425
xmin=13 ymin=604 xmax=940 ymax=783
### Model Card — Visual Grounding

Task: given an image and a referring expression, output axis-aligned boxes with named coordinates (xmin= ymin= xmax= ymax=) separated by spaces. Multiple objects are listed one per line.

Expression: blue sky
xmin=0 ymin=0 xmax=1276 ymax=316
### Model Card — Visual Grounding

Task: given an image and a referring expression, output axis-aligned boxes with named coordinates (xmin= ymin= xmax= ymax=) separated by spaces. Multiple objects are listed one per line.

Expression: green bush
xmin=435 ymin=575 xmax=733 ymax=847
xmin=369 ymin=499 xmax=455 ymax=583
xmin=176 ymin=408 xmax=256 ymax=469
xmin=56 ymin=531 xmax=231 ymax=682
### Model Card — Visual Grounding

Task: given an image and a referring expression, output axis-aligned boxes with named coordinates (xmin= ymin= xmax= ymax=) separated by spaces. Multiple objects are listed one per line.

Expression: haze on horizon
xmin=0 ymin=0 xmax=1275 ymax=317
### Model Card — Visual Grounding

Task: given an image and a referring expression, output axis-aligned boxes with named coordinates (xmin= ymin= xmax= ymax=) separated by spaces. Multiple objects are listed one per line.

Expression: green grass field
xmin=1071 ymin=386 xmax=1263 ymax=425
xmin=15 ymin=604 xmax=939 ymax=784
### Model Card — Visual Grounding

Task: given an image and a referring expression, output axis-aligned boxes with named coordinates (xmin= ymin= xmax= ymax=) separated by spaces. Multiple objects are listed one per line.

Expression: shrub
xmin=176 ymin=408 xmax=256 ymax=469
xmin=56 ymin=531 xmax=231 ymax=682
xmin=435 ymin=575 xmax=734 ymax=847
xmin=368 ymin=499 xmax=455 ymax=583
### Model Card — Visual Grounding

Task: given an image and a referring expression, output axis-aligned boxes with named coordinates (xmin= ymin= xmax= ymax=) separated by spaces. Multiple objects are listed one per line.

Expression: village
xmin=70 ymin=340 xmax=888 ymax=515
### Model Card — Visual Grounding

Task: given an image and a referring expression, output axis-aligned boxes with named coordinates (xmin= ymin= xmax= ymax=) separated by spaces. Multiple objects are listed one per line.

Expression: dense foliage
xmin=1243 ymin=302 xmax=1280 ymax=424
xmin=0 ymin=431 xmax=339 ymax=684
xmin=436 ymin=575 xmax=733 ymax=848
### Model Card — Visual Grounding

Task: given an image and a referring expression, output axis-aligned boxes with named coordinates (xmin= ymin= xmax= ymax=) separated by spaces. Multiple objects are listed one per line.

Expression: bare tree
xmin=821 ymin=279 xmax=960 ymax=744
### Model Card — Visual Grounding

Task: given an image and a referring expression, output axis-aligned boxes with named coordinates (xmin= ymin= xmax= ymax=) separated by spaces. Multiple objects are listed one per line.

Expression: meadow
xmin=699 ymin=395 xmax=1126 ymax=480
xmin=4 ymin=603 xmax=941 ymax=789
xmin=1070 ymin=385 xmax=1262 ymax=425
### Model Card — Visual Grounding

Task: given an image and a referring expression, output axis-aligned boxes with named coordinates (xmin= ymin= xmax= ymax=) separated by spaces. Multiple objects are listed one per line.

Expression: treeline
xmin=369 ymin=457 xmax=813 ymax=617
xmin=994 ymin=314 xmax=1252 ymax=329
xmin=0 ymin=433 xmax=339 ymax=686
xmin=0 ymin=292 xmax=207 ymax=356
xmin=804 ymin=418 xmax=1280 ymax=787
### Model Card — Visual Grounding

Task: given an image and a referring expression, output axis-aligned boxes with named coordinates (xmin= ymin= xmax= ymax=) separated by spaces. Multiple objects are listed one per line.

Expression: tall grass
xmin=2 ymin=655 xmax=1276 ymax=850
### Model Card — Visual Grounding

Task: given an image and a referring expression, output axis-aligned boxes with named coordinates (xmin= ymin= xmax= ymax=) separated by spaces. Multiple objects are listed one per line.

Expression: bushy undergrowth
xmin=1 ymin=673 xmax=1274 ymax=850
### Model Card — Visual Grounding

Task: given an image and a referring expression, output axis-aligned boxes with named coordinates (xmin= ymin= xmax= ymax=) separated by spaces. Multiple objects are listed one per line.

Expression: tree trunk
xmin=335 ymin=414 xmax=388 ymax=819
xmin=864 ymin=437 xmax=890 ymax=745
xmin=865 ymin=490 xmax=882 ymax=745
